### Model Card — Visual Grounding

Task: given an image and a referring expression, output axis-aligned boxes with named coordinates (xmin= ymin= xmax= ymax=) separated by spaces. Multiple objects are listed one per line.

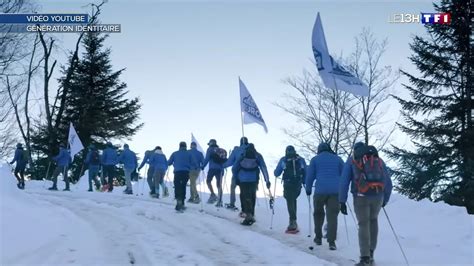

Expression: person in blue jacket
xmin=9 ymin=143 xmax=28 ymax=189
xmin=149 ymin=146 xmax=168 ymax=198
xmin=274 ymin=145 xmax=307 ymax=233
xmin=232 ymin=143 xmax=271 ymax=226
xmin=202 ymin=139 xmax=225 ymax=206
xmin=339 ymin=142 xmax=393 ymax=266
xmin=48 ymin=144 xmax=72 ymax=191
xmin=101 ymin=142 xmax=118 ymax=192
xmin=138 ymin=147 xmax=167 ymax=197
xmin=188 ymin=142 xmax=204 ymax=203
xmin=168 ymin=142 xmax=195 ymax=211
xmin=222 ymin=137 xmax=249 ymax=210
xmin=305 ymin=142 xmax=344 ymax=250
xmin=84 ymin=144 xmax=101 ymax=192
xmin=119 ymin=144 xmax=138 ymax=194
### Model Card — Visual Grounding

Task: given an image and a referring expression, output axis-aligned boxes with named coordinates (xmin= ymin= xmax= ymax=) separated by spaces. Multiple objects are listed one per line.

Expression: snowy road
xmin=11 ymin=190 xmax=332 ymax=266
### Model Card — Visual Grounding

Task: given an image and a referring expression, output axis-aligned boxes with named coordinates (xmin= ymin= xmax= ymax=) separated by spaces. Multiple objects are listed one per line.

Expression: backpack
xmin=282 ymin=156 xmax=305 ymax=184
xmin=352 ymin=145 xmax=385 ymax=195
xmin=238 ymin=145 xmax=259 ymax=171
xmin=90 ymin=150 xmax=100 ymax=165
xmin=21 ymin=149 xmax=29 ymax=163
xmin=210 ymin=147 xmax=227 ymax=164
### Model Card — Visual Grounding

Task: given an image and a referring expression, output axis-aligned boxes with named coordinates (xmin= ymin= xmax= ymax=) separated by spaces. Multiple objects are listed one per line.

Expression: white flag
xmin=68 ymin=123 xmax=84 ymax=158
xmin=239 ymin=78 xmax=268 ymax=133
xmin=190 ymin=133 xmax=205 ymax=155
xmin=312 ymin=13 xmax=369 ymax=97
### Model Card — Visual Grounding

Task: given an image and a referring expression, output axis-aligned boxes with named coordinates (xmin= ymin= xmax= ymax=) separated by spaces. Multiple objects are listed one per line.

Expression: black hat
xmin=179 ymin=141 xmax=187 ymax=148
xmin=317 ymin=142 xmax=331 ymax=154
xmin=240 ymin=137 xmax=248 ymax=145
xmin=16 ymin=143 xmax=23 ymax=148
xmin=285 ymin=145 xmax=296 ymax=157
xmin=208 ymin=139 xmax=217 ymax=145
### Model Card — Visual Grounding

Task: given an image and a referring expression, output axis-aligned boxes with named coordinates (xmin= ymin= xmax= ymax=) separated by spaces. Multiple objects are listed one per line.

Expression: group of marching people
xmin=9 ymin=136 xmax=392 ymax=266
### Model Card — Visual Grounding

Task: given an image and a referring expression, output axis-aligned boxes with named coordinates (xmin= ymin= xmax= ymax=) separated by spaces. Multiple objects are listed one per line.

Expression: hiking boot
xmin=187 ymin=197 xmax=194 ymax=203
xmin=88 ymin=188 xmax=93 ymax=192
xmin=48 ymin=186 xmax=58 ymax=191
xmin=215 ymin=200 xmax=223 ymax=207
xmin=63 ymin=188 xmax=70 ymax=191
xmin=329 ymin=242 xmax=337 ymax=250
xmin=207 ymin=194 xmax=217 ymax=204
xmin=287 ymin=220 xmax=298 ymax=231
xmin=355 ymin=256 xmax=371 ymax=266
xmin=124 ymin=190 xmax=133 ymax=195
xmin=314 ymin=237 xmax=322 ymax=245
xmin=192 ymin=197 xmax=201 ymax=204
xmin=20 ymin=182 xmax=25 ymax=189
xmin=163 ymin=187 xmax=169 ymax=197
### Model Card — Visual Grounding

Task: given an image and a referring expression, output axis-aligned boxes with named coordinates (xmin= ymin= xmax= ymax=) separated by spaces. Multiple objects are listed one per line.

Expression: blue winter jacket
xmin=232 ymin=153 xmax=270 ymax=183
xmin=138 ymin=150 xmax=153 ymax=169
xmin=202 ymin=146 xmax=224 ymax=170
xmin=189 ymin=147 xmax=204 ymax=170
xmin=305 ymin=152 xmax=344 ymax=195
xmin=223 ymin=145 xmax=247 ymax=169
xmin=168 ymin=148 xmax=195 ymax=172
xmin=102 ymin=147 xmax=118 ymax=166
xmin=10 ymin=147 xmax=27 ymax=168
xmin=274 ymin=156 xmax=307 ymax=184
xmin=150 ymin=150 xmax=168 ymax=172
xmin=339 ymin=157 xmax=393 ymax=205
xmin=54 ymin=148 xmax=71 ymax=167
xmin=85 ymin=149 xmax=100 ymax=170
xmin=119 ymin=148 xmax=138 ymax=170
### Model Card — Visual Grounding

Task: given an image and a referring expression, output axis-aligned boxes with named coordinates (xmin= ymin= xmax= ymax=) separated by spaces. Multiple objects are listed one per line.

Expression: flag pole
xmin=240 ymin=111 xmax=245 ymax=137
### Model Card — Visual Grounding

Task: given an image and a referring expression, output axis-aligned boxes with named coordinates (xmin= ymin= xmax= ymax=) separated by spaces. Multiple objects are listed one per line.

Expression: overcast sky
xmin=39 ymin=0 xmax=434 ymax=168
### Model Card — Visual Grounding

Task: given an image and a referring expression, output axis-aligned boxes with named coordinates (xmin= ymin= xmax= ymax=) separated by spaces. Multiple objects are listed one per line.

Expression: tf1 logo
xmin=421 ymin=13 xmax=451 ymax=24
xmin=388 ymin=13 xmax=451 ymax=24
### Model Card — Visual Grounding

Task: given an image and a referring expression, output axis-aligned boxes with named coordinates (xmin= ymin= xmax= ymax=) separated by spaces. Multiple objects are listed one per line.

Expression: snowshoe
xmin=314 ymin=237 xmax=322 ymax=245
xmin=241 ymin=216 xmax=256 ymax=226
xmin=215 ymin=201 xmax=223 ymax=207
xmin=329 ymin=242 xmax=337 ymax=250
xmin=285 ymin=228 xmax=300 ymax=234
xmin=48 ymin=186 xmax=58 ymax=191
xmin=225 ymin=203 xmax=239 ymax=211
xmin=354 ymin=257 xmax=371 ymax=266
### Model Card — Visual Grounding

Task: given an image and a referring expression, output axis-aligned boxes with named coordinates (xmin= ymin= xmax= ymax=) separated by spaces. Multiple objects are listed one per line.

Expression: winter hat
xmin=16 ymin=143 xmax=23 ymax=148
xmin=317 ymin=142 xmax=331 ymax=154
xmin=191 ymin=142 xmax=197 ymax=147
xmin=240 ymin=137 xmax=248 ymax=146
xmin=208 ymin=139 xmax=217 ymax=146
xmin=353 ymin=142 xmax=366 ymax=160
xmin=155 ymin=146 xmax=162 ymax=150
xmin=179 ymin=141 xmax=187 ymax=148
xmin=106 ymin=141 xmax=113 ymax=147
xmin=123 ymin=144 xmax=129 ymax=149
xmin=285 ymin=145 xmax=297 ymax=157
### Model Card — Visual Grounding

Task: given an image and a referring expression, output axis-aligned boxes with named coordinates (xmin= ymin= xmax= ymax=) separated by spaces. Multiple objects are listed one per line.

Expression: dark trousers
xmin=103 ymin=165 xmax=115 ymax=190
xmin=51 ymin=165 xmax=69 ymax=189
xmin=206 ymin=168 xmax=223 ymax=201
xmin=239 ymin=182 xmax=257 ymax=217
xmin=174 ymin=171 xmax=190 ymax=202
xmin=314 ymin=194 xmax=339 ymax=243
xmin=147 ymin=166 xmax=155 ymax=193
xmin=88 ymin=166 xmax=100 ymax=190
xmin=14 ymin=165 xmax=26 ymax=183
xmin=283 ymin=183 xmax=301 ymax=222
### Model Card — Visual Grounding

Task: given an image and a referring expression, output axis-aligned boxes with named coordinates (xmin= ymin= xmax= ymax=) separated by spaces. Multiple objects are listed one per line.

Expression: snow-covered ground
xmin=1 ymin=163 xmax=473 ymax=265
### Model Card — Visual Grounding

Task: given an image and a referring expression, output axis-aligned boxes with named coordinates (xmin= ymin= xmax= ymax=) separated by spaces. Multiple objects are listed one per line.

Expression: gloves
xmin=340 ymin=203 xmax=348 ymax=215
xmin=266 ymin=181 xmax=271 ymax=189
xmin=306 ymin=189 xmax=311 ymax=196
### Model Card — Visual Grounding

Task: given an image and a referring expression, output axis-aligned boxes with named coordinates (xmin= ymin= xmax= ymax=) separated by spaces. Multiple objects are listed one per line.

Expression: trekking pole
xmin=347 ymin=204 xmax=358 ymax=226
xmin=43 ymin=161 xmax=51 ymax=189
xmin=307 ymin=195 xmax=314 ymax=250
xmin=141 ymin=164 xmax=148 ymax=196
xmin=343 ymin=215 xmax=350 ymax=244
xmin=261 ymin=179 xmax=269 ymax=211
xmin=268 ymin=188 xmax=275 ymax=229
xmin=383 ymin=207 xmax=410 ymax=266
xmin=198 ymin=171 xmax=204 ymax=212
